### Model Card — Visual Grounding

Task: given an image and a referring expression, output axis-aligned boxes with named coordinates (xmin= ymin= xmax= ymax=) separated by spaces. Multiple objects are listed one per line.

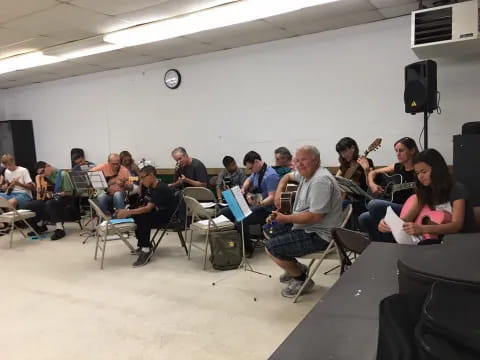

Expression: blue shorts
xmin=0 ymin=192 xmax=32 ymax=208
xmin=266 ymin=224 xmax=329 ymax=260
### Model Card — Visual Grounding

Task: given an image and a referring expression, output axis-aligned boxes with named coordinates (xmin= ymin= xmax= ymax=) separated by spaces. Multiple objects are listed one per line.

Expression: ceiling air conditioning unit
xmin=411 ymin=0 xmax=480 ymax=58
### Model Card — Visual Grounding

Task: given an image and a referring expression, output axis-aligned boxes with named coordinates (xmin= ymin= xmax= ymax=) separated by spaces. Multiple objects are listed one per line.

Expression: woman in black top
xmin=359 ymin=137 xmax=419 ymax=242
xmin=379 ymin=148 xmax=476 ymax=241
xmin=335 ymin=137 xmax=374 ymax=191
xmin=335 ymin=137 xmax=374 ymax=229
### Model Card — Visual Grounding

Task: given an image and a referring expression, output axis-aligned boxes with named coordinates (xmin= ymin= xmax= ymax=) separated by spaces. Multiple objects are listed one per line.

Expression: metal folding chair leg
xmin=293 ymin=243 xmax=336 ymax=303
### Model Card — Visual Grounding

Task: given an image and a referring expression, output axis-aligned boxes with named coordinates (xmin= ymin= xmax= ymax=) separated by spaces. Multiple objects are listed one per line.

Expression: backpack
xmin=377 ymin=281 xmax=480 ymax=360
xmin=209 ymin=230 xmax=242 ymax=270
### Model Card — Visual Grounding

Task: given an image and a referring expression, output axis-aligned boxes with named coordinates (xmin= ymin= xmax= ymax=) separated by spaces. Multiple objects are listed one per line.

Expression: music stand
xmin=72 ymin=171 xmax=108 ymax=243
xmin=335 ymin=176 xmax=373 ymax=201
xmin=212 ymin=186 xmax=271 ymax=299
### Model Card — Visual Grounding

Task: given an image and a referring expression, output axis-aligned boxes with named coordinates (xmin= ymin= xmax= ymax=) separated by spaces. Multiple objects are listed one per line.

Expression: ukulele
xmin=400 ymin=195 xmax=452 ymax=241
xmin=343 ymin=138 xmax=382 ymax=181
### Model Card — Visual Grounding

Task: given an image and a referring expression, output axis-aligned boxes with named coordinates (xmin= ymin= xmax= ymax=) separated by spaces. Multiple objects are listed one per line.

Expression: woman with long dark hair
xmin=378 ymin=148 xmax=476 ymax=241
xmin=335 ymin=137 xmax=373 ymax=191
xmin=358 ymin=137 xmax=419 ymax=242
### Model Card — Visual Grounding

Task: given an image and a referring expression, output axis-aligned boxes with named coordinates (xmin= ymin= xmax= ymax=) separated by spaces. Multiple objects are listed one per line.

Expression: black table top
xmin=269 ymin=233 xmax=480 ymax=360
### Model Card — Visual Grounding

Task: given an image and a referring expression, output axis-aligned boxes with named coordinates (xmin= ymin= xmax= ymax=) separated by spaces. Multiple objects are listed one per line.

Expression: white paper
xmin=231 ymin=186 xmax=252 ymax=218
xmin=197 ymin=215 xmax=233 ymax=226
xmin=384 ymin=206 xmax=421 ymax=245
xmin=87 ymin=171 xmax=108 ymax=189
xmin=200 ymin=202 xmax=217 ymax=208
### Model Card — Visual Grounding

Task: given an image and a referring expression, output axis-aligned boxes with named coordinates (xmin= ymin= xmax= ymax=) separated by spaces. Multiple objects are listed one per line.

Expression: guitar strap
xmin=53 ymin=169 xmax=63 ymax=193
xmin=255 ymin=163 xmax=268 ymax=193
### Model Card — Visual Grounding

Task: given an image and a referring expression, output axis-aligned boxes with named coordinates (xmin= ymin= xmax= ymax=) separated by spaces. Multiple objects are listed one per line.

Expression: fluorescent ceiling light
xmin=58 ymin=44 xmax=124 ymax=60
xmin=0 ymin=52 xmax=60 ymax=75
xmin=104 ymin=0 xmax=339 ymax=47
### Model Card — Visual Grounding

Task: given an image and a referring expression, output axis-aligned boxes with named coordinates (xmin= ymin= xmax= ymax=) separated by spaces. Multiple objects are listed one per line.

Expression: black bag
xmin=377 ymin=294 xmax=418 ymax=360
xmin=209 ymin=230 xmax=242 ymax=270
xmin=377 ymin=281 xmax=480 ymax=360
xmin=415 ymin=282 xmax=480 ymax=360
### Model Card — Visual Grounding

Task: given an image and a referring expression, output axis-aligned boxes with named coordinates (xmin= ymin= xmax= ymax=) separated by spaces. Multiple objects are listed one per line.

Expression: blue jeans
xmin=358 ymin=199 xmax=402 ymax=243
xmin=97 ymin=191 xmax=126 ymax=214
xmin=0 ymin=191 xmax=32 ymax=208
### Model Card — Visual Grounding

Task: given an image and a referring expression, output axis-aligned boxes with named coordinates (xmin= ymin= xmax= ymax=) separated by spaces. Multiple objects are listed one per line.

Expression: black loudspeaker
xmin=454 ymin=134 xmax=480 ymax=205
xmin=404 ymin=60 xmax=437 ymax=114
xmin=0 ymin=120 xmax=37 ymax=175
xmin=462 ymin=122 xmax=480 ymax=135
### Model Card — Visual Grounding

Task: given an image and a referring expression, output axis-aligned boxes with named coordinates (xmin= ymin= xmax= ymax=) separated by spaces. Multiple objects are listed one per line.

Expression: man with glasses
xmin=115 ymin=166 xmax=177 ymax=267
xmin=24 ymin=161 xmax=75 ymax=240
xmin=91 ymin=153 xmax=130 ymax=214
xmin=220 ymin=151 xmax=280 ymax=258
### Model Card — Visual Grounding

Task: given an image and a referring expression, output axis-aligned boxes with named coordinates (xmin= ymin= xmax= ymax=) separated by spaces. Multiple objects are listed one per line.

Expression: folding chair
xmin=293 ymin=203 xmax=353 ymax=303
xmin=89 ymin=199 xmax=136 ymax=269
xmin=184 ymin=196 xmax=234 ymax=270
xmin=184 ymin=187 xmax=217 ymax=218
xmin=150 ymin=192 xmax=188 ymax=256
xmin=0 ymin=197 xmax=39 ymax=248
xmin=331 ymin=227 xmax=370 ymax=274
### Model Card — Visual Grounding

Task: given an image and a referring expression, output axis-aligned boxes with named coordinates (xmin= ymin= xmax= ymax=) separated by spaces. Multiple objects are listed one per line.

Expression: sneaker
xmin=51 ymin=229 xmax=66 ymax=241
xmin=281 ymin=278 xmax=315 ymax=298
xmin=279 ymin=263 xmax=308 ymax=284
xmin=132 ymin=250 xmax=153 ymax=267
xmin=130 ymin=247 xmax=141 ymax=255
xmin=28 ymin=224 xmax=48 ymax=237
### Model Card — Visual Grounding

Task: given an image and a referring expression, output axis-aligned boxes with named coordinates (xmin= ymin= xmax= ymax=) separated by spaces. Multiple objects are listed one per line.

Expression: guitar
xmin=400 ymin=195 xmax=452 ymax=241
xmin=279 ymin=183 xmax=299 ymax=214
xmin=372 ymin=173 xmax=416 ymax=203
xmin=36 ymin=175 xmax=57 ymax=200
xmin=343 ymin=138 xmax=382 ymax=181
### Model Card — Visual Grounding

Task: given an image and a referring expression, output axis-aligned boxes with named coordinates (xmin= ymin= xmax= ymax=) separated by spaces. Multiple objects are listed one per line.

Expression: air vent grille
xmin=414 ymin=7 xmax=453 ymax=45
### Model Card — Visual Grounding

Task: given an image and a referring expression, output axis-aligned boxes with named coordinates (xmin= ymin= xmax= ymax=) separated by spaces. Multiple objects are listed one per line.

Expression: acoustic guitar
xmin=279 ymin=183 xmax=299 ymax=214
xmin=372 ymin=173 xmax=416 ymax=203
xmin=36 ymin=176 xmax=55 ymax=200
xmin=400 ymin=195 xmax=452 ymax=241
xmin=343 ymin=137 xmax=382 ymax=180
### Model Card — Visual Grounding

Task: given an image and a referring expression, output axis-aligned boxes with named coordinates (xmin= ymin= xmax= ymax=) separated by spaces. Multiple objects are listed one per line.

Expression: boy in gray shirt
xmin=265 ymin=145 xmax=343 ymax=298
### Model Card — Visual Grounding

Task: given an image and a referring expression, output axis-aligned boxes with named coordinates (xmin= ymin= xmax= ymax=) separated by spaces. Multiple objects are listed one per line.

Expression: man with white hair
xmin=265 ymin=145 xmax=343 ymax=298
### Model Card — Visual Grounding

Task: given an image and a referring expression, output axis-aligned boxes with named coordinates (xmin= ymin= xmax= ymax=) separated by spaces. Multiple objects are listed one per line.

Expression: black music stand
xmin=335 ymin=176 xmax=373 ymax=201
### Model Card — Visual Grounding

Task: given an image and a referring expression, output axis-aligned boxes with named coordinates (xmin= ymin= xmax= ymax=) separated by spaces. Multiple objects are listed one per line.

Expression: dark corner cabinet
xmin=453 ymin=134 xmax=480 ymax=206
xmin=0 ymin=120 xmax=37 ymax=175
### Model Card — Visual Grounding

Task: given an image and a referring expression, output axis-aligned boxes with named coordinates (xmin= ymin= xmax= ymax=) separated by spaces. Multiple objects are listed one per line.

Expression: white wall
xmin=3 ymin=16 xmax=480 ymax=168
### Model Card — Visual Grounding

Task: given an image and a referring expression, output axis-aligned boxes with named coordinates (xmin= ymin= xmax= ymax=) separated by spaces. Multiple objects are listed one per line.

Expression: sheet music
xmin=231 ymin=186 xmax=252 ymax=218
xmin=384 ymin=206 xmax=421 ymax=245
xmin=87 ymin=171 xmax=108 ymax=190
xmin=200 ymin=202 xmax=217 ymax=209
xmin=197 ymin=215 xmax=233 ymax=227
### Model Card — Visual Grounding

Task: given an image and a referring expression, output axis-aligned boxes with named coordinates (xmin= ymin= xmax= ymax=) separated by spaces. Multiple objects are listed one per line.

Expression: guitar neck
xmin=392 ymin=182 xmax=416 ymax=192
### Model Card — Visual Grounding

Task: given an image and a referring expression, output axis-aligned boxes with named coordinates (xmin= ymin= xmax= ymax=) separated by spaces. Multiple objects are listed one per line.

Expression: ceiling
xmin=0 ymin=0 xmax=419 ymax=89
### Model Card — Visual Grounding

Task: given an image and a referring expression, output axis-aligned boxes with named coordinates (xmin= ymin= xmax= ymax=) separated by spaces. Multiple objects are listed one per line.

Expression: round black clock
xmin=164 ymin=69 xmax=181 ymax=89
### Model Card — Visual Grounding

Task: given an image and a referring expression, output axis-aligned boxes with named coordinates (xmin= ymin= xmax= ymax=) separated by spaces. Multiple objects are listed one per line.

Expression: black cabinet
xmin=453 ymin=134 xmax=480 ymax=205
xmin=0 ymin=120 xmax=37 ymax=175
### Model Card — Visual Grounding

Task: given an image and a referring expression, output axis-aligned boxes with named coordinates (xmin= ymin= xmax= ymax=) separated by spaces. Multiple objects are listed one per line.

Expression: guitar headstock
xmin=364 ymin=138 xmax=382 ymax=156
